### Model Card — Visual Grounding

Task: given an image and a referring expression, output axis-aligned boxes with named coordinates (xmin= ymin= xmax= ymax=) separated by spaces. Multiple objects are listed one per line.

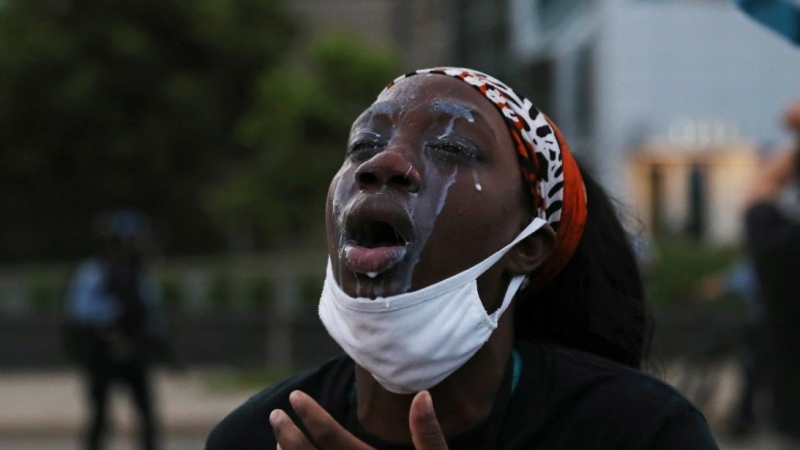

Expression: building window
xmin=538 ymin=0 xmax=587 ymax=33
xmin=522 ymin=58 xmax=554 ymax=119
xmin=454 ymin=0 xmax=510 ymax=79
xmin=575 ymin=43 xmax=595 ymax=137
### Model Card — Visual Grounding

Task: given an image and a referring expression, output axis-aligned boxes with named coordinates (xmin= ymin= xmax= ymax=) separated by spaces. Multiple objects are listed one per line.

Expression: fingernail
xmin=269 ymin=409 xmax=280 ymax=426
xmin=289 ymin=390 xmax=302 ymax=403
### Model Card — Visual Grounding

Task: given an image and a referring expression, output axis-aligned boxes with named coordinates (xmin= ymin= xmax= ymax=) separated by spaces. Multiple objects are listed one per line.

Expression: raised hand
xmin=269 ymin=390 xmax=449 ymax=450
xmin=409 ymin=390 xmax=448 ymax=450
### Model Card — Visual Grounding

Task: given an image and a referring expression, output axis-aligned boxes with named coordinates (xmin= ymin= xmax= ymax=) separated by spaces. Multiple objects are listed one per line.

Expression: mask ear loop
xmin=454 ymin=217 xmax=548 ymax=286
xmin=519 ymin=275 xmax=530 ymax=291
xmin=487 ymin=274 xmax=526 ymax=326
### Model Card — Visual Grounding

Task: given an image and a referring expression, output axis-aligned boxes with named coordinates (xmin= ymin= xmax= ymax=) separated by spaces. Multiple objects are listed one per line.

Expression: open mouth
xmin=354 ymin=220 xmax=408 ymax=249
xmin=342 ymin=205 xmax=413 ymax=276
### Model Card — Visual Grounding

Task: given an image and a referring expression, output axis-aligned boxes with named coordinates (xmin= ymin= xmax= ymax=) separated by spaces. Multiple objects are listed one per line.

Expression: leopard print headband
xmin=383 ymin=67 xmax=587 ymax=288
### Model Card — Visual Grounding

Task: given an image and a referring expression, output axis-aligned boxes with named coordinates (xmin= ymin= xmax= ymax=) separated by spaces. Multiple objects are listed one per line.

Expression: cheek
xmin=415 ymin=169 xmax=525 ymax=272
xmin=326 ymin=165 xmax=357 ymax=243
xmin=451 ymin=168 xmax=524 ymax=223
xmin=407 ymin=161 xmax=460 ymax=238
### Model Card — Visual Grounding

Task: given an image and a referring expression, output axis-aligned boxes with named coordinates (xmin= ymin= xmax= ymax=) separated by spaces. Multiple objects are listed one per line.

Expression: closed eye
xmin=347 ymin=139 xmax=383 ymax=157
xmin=429 ymin=140 xmax=478 ymax=160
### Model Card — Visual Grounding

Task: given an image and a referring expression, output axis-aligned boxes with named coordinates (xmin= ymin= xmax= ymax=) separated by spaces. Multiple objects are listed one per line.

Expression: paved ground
xmin=0 ymin=437 xmax=206 ymax=450
xmin=0 ymin=368 xmax=249 ymax=442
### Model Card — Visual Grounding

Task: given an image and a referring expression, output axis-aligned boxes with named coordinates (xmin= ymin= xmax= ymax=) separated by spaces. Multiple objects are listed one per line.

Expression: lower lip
xmin=343 ymin=244 xmax=407 ymax=275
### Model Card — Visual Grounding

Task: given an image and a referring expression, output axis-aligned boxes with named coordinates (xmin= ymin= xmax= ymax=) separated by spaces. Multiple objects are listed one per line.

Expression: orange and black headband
xmin=383 ymin=67 xmax=587 ymax=287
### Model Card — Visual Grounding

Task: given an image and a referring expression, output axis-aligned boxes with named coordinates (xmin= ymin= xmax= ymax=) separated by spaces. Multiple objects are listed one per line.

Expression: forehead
xmin=368 ymin=74 xmax=505 ymax=127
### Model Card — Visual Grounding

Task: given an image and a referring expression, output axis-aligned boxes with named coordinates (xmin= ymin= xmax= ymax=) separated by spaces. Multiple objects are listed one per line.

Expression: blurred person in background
xmin=724 ymin=262 xmax=763 ymax=439
xmin=64 ymin=210 xmax=167 ymax=450
xmin=697 ymin=259 xmax=763 ymax=437
xmin=207 ymin=68 xmax=718 ymax=449
xmin=744 ymin=99 xmax=800 ymax=444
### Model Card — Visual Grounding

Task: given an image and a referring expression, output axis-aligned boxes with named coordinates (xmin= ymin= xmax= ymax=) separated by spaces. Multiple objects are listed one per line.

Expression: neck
xmin=354 ymin=310 xmax=515 ymax=444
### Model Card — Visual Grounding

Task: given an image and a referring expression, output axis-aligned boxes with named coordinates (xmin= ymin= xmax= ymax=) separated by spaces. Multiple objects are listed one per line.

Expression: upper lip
xmin=343 ymin=196 xmax=414 ymax=249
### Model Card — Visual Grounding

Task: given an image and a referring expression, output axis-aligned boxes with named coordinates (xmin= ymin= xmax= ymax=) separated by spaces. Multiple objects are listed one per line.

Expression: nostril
xmin=354 ymin=155 xmax=420 ymax=192
xmin=390 ymin=175 xmax=412 ymax=189
xmin=357 ymin=172 xmax=379 ymax=187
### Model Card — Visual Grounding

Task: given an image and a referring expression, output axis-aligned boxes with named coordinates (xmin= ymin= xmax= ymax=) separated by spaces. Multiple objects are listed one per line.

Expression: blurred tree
xmin=0 ymin=0 xmax=296 ymax=260
xmin=204 ymin=36 xmax=398 ymax=249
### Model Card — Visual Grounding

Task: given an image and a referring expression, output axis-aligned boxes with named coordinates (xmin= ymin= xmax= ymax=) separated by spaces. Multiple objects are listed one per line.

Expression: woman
xmin=207 ymin=68 xmax=718 ymax=449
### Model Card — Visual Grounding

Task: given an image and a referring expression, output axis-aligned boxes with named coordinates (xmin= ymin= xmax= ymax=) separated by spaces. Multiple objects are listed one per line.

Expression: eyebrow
xmin=362 ymin=102 xmax=401 ymax=116
xmin=431 ymin=101 xmax=476 ymax=120
xmin=360 ymin=100 xmax=498 ymax=140
xmin=431 ymin=101 xmax=497 ymax=140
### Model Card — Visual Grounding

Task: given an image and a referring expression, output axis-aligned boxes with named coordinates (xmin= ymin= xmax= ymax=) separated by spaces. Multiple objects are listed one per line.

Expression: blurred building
xmin=290 ymin=0 xmax=459 ymax=68
xmin=508 ymin=0 xmax=800 ymax=241
xmin=627 ymin=143 xmax=759 ymax=242
xmin=290 ymin=0 xmax=518 ymax=77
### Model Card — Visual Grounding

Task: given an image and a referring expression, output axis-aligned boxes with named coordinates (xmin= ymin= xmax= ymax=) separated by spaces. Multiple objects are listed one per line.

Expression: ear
xmin=505 ymin=223 xmax=556 ymax=276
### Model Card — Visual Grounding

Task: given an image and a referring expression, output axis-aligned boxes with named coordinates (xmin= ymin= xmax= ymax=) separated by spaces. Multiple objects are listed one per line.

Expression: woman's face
xmin=325 ymin=74 xmax=531 ymax=304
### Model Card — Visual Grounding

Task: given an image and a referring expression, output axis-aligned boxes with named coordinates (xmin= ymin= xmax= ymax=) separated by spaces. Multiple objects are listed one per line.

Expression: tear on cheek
xmin=472 ymin=169 xmax=482 ymax=192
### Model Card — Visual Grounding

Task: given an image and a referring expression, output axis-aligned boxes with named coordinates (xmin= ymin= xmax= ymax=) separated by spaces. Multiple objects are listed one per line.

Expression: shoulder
xmin=539 ymin=342 xmax=698 ymax=414
xmin=514 ymin=342 xmax=716 ymax=448
xmin=745 ymin=201 xmax=799 ymax=252
xmin=205 ymin=354 xmax=354 ymax=450
xmin=745 ymin=201 xmax=783 ymax=229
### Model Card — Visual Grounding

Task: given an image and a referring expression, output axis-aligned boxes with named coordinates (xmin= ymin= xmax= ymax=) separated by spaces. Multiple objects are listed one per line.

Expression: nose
xmin=355 ymin=148 xmax=422 ymax=193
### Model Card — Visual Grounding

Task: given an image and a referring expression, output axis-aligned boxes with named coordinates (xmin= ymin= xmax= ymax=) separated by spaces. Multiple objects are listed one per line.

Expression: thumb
xmin=409 ymin=391 xmax=448 ymax=450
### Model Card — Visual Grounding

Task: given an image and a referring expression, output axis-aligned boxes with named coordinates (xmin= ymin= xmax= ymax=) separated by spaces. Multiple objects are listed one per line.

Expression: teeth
xmin=367 ymin=272 xmax=378 ymax=278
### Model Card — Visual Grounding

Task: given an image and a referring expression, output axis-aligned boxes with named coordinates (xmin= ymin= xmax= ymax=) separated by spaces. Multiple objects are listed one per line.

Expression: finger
xmin=289 ymin=390 xmax=372 ymax=450
xmin=409 ymin=391 xmax=448 ymax=450
xmin=270 ymin=409 xmax=315 ymax=450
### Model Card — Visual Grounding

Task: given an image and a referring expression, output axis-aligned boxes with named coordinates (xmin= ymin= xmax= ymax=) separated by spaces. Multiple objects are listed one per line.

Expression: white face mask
xmin=318 ymin=217 xmax=546 ymax=394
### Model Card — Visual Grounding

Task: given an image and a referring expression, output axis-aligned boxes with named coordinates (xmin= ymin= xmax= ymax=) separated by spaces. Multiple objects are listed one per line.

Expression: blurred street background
xmin=2 ymin=0 xmax=800 ymax=448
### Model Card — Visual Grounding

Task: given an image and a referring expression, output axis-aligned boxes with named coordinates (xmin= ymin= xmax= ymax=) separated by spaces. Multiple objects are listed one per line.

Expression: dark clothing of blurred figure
xmin=703 ymin=261 xmax=763 ymax=436
xmin=745 ymin=196 xmax=800 ymax=439
xmin=65 ymin=211 xmax=165 ymax=450
xmin=85 ymin=340 xmax=156 ymax=450
xmin=743 ymin=100 xmax=800 ymax=440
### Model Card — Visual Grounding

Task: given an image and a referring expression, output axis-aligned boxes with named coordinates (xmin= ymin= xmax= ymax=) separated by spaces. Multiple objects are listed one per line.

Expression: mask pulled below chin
xmin=318 ymin=217 xmax=546 ymax=394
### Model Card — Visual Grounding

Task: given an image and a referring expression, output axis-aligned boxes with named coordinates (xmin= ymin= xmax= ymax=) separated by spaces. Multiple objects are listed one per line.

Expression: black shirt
xmin=745 ymin=201 xmax=800 ymax=437
xmin=206 ymin=341 xmax=717 ymax=449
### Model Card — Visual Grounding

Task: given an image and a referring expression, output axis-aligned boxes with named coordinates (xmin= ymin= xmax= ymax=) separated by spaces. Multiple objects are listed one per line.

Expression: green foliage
xmin=243 ymin=275 xmax=274 ymax=310
xmin=204 ymin=35 xmax=399 ymax=246
xmin=160 ymin=273 xmax=185 ymax=313
xmin=0 ymin=0 xmax=296 ymax=260
xmin=27 ymin=275 xmax=61 ymax=315
xmin=645 ymin=239 xmax=741 ymax=305
xmin=297 ymin=273 xmax=324 ymax=309
xmin=203 ymin=366 xmax=296 ymax=393
xmin=0 ymin=0 xmax=399 ymax=259
xmin=208 ymin=271 xmax=233 ymax=311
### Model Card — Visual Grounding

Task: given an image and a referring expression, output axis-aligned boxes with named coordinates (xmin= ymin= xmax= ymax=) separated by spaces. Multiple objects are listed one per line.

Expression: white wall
xmin=593 ymin=0 xmax=800 ymax=197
